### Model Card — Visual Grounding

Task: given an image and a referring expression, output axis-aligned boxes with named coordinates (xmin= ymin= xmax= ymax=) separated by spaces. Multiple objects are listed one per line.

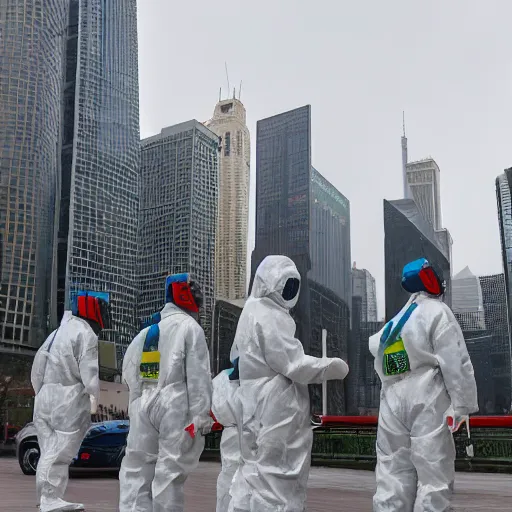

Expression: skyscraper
xmin=205 ymin=97 xmax=250 ymax=301
xmin=251 ymin=106 xmax=351 ymax=413
xmin=56 ymin=0 xmax=140 ymax=361
xmin=0 ymin=0 xmax=68 ymax=352
xmin=251 ymin=105 xmax=312 ymax=347
xmin=405 ymin=158 xmax=443 ymax=230
xmin=496 ymin=168 xmax=512 ymax=354
xmin=351 ymin=264 xmax=378 ymax=323
xmin=139 ymin=121 xmax=219 ymax=344
xmin=452 ymin=267 xmax=486 ymax=331
xmin=384 ymin=199 xmax=451 ymax=319
xmin=453 ymin=270 xmax=512 ymax=414
xmin=479 ymin=274 xmax=512 ymax=412
xmin=310 ymin=168 xmax=351 ymax=305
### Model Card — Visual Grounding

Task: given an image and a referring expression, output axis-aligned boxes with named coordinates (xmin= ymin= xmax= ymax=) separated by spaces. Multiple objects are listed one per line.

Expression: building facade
xmin=346 ymin=296 xmax=383 ymax=415
xmin=211 ymin=299 xmax=244 ymax=375
xmin=55 ymin=0 xmax=140 ymax=363
xmin=251 ymin=105 xmax=313 ymax=348
xmin=405 ymin=158 xmax=443 ymax=230
xmin=351 ymin=265 xmax=378 ymax=323
xmin=496 ymin=169 xmax=512 ymax=361
xmin=479 ymin=274 xmax=511 ymax=413
xmin=139 ymin=121 xmax=219 ymax=344
xmin=452 ymin=267 xmax=486 ymax=331
xmin=310 ymin=168 xmax=351 ymax=306
xmin=205 ymin=98 xmax=250 ymax=301
xmin=0 ymin=0 xmax=68 ymax=352
xmin=384 ymin=199 xmax=451 ymax=320
xmin=251 ymin=106 xmax=351 ymax=413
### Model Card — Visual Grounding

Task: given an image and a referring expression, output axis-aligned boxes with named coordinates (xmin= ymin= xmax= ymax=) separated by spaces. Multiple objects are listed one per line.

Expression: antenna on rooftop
xmin=402 ymin=111 xmax=406 ymax=137
xmin=225 ymin=62 xmax=230 ymax=99
xmin=239 ymin=80 xmax=243 ymax=101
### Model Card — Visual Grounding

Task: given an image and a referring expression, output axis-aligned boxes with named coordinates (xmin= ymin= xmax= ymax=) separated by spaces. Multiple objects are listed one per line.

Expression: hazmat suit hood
xmin=251 ymin=255 xmax=301 ymax=310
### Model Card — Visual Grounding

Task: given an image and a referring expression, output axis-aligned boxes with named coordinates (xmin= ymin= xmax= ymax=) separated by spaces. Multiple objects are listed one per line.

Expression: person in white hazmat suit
xmin=31 ymin=291 xmax=111 ymax=512
xmin=229 ymin=255 xmax=349 ymax=512
xmin=211 ymin=358 xmax=241 ymax=512
xmin=119 ymin=273 xmax=213 ymax=512
xmin=370 ymin=258 xmax=478 ymax=512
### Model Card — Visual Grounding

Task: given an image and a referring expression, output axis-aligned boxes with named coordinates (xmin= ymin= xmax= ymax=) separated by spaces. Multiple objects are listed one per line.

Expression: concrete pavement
xmin=1 ymin=457 xmax=512 ymax=511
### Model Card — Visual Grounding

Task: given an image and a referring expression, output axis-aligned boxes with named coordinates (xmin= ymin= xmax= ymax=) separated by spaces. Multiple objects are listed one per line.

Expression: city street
xmin=2 ymin=457 xmax=512 ymax=511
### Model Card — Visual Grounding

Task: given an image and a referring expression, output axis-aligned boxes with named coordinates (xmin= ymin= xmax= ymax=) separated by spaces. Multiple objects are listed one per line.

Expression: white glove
xmin=324 ymin=358 xmax=349 ymax=381
xmin=445 ymin=406 xmax=468 ymax=433
xmin=90 ymin=395 xmax=98 ymax=415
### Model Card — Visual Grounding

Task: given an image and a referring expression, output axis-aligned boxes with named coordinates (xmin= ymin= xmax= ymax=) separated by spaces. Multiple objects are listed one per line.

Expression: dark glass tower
xmin=384 ymin=199 xmax=451 ymax=320
xmin=251 ymin=106 xmax=351 ymax=413
xmin=251 ymin=106 xmax=312 ymax=349
xmin=0 ymin=0 xmax=68 ymax=352
xmin=56 ymin=0 xmax=140 ymax=362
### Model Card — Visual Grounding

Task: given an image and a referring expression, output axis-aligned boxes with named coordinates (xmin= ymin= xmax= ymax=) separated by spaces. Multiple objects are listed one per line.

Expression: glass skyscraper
xmin=384 ymin=198 xmax=451 ymax=320
xmin=310 ymin=168 xmax=352 ymax=306
xmin=139 ymin=121 xmax=218 ymax=345
xmin=0 ymin=0 xmax=68 ymax=352
xmin=56 ymin=0 xmax=140 ymax=361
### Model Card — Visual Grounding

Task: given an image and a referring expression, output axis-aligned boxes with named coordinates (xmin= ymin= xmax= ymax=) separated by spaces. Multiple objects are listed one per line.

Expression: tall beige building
xmin=205 ymin=97 xmax=250 ymax=300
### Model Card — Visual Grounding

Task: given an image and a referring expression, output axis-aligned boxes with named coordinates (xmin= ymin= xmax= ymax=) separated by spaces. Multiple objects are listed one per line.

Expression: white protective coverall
xmin=229 ymin=255 xmax=349 ymax=512
xmin=212 ymin=368 xmax=241 ymax=512
xmin=369 ymin=292 xmax=478 ymax=512
xmin=119 ymin=302 xmax=213 ymax=512
xmin=31 ymin=311 xmax=99 ymax=512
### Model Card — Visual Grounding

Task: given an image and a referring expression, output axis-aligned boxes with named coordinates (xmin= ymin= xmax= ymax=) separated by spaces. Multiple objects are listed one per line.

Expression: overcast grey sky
xmin=138 ymin=0 xmax=512 ymax=318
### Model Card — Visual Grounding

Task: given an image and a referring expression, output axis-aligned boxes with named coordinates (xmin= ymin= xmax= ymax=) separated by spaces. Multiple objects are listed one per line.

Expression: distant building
xmin=496 ymin=168 xmax=512 ymax=358
xmin=384 ymin=199 xmax=451 ymax=320
xmin=479 ymin=274 xmax=511 ymax=413
xmin=405 ymin=158 xmax=443 ymax=231
xmin=451 ymin=269 xmax=511 ymax=413
xmin=452 ymin=267 xmax=486 ymax=331
xmin=307 ymin=280 xmax=350 ymax=415
xmin=0 ymin=0 xmax=68 ymax=352
xmin=251 ymin=105 xmax=351 ymax=414
xmin=56 ymin=0 xmax=140 ymax=363
xmin=352 ymin=264 xmax=378 ymax=323
xmin=205 ymin=97 xmax=250 ymax=301
xmin=310 ymin=168 xmax=352 ymax=306
xmin=251 ymin=105 xmax=313 ymax=348
xmin=139 ymin=121 xmax=219 ymax=344
xmin=211 ymin=298 xmax=244 ymax=375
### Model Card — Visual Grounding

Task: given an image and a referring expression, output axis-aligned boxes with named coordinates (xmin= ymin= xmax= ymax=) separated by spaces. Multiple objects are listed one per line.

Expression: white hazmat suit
xmin=31 ymin=311 xmax=99 ymax=512
xmin=229 ymin=255 xmax=349 ymax=512
xmin=212 ymin=367 xmax=241 ymax=512
xmin=119 ymin=302 xmax=213 ymax=512
xmin=369 ymin=292 xmax=478 ymax=512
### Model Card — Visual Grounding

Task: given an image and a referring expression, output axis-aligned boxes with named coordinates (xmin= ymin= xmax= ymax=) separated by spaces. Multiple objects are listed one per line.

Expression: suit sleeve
xmin=433 ymin=307 xmax=479 ymax=416
xmin=258 ymin=315 xmax=349 ymax=385
xmin=122 ymin=331 xmax=145 ymax=404
xmin=31 ymin=341 xmax=49 ymax=394
xmin=185 ymin=322 xmax=213 ymax=429
xmin=79 ymin=329 xmax=100 ymax=403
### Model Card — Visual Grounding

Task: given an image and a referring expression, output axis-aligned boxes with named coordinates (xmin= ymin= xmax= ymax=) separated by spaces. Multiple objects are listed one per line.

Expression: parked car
xmin=16 ymin=420 xmax=129 ymax=475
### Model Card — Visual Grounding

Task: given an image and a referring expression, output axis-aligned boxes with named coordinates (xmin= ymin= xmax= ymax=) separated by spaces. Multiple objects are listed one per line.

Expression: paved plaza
xmin=1 ymin=457 xmax=511 ymax=511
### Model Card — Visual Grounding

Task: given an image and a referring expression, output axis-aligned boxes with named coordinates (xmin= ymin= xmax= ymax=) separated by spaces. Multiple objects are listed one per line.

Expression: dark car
xmin=16 ymin=420 xmax=129 ymax=475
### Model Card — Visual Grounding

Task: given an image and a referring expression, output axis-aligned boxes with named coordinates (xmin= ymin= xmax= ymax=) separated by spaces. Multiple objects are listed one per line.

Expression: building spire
xmin=401 ymin=111 xmax=411 ymax=199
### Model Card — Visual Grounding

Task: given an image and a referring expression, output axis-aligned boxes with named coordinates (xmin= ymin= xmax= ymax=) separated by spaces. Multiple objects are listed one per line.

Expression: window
xmin=224 ymin=132 xmax=230 ymax=157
